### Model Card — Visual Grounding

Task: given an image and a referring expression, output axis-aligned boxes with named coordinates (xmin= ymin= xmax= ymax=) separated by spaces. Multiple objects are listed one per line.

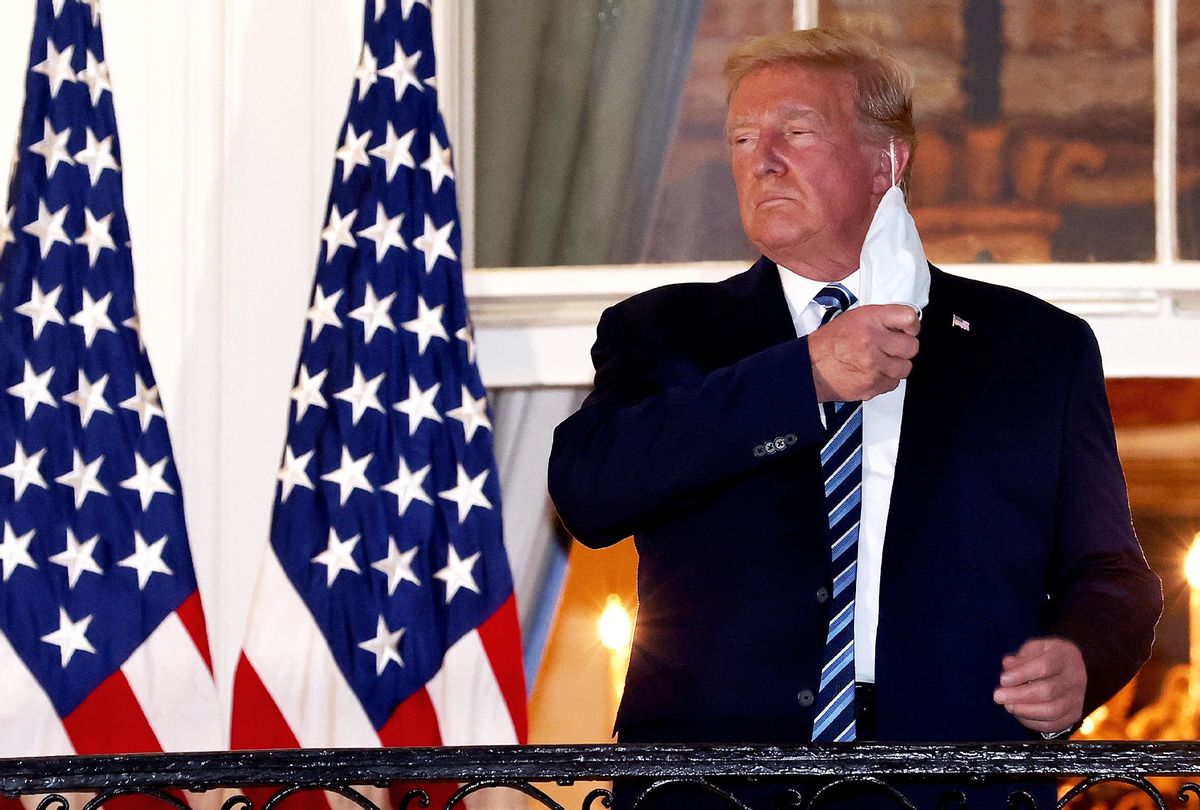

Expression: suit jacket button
xmin=815 ymin=587 xmax=829 ymax=604
xmin=797 ymin=689 xmax=815 ymax=707
xmin=753 ymin=444 xmax=766 ymax=457
xmin=773 ymin=437 xmax=786 ymax=451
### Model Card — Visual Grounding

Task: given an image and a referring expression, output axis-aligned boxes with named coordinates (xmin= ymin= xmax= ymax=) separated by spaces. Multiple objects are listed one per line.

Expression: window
xmin=460 ymin=0 xmax=1200 ymax=387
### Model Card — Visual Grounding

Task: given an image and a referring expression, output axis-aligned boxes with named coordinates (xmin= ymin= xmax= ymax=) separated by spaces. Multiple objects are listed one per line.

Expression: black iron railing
xmin=2 ymin=742 xmax=1200 ymax=809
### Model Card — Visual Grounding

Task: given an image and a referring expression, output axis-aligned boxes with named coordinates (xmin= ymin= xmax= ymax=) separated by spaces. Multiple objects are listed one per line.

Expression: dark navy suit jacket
xmin=549 ymin=258 xmax=1161 ymax=751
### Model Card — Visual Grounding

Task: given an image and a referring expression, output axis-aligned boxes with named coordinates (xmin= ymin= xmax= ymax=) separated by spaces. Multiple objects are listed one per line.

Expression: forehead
xmin=727 ymin=63 xmax=858 ymax=126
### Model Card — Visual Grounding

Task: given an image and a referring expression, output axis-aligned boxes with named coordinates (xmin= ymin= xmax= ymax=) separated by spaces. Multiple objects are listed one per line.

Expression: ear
xmin=871 ymin=138 xmax=912 ymax=194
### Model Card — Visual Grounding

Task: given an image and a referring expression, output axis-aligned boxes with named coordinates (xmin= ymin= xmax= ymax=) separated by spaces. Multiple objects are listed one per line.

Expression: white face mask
xmin=859 ymin=141 xmax=930 ymax=316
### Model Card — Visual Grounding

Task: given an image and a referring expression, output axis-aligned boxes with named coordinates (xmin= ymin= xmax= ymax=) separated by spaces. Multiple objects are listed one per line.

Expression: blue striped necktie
xmin=810 ymin=283 xmax=862 ymax=743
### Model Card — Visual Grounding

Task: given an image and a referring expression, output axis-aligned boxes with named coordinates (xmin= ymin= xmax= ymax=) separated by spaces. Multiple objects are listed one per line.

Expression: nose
xmin=753 ymin=132 xmax=786 ymax=177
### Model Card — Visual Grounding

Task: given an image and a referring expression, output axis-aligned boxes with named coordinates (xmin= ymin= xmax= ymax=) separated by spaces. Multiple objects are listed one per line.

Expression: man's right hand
xmin=809 ymin=304 xmax=921 ymax=402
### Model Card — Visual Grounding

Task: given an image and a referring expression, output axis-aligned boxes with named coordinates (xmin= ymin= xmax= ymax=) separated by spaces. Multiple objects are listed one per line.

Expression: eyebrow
xmin=727 ymin=106 xmax=824 ymax=130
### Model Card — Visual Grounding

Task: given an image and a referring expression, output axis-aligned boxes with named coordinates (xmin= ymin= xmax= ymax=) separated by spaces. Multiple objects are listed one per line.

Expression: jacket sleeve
xmin=548 ymin=302 xmax=826 ymax=548
xmin=1046 ymin=320 xmax=1163 ymax=715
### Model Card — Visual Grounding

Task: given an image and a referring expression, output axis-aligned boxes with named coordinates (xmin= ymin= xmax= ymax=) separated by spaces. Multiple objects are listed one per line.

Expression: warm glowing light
xmin=1186 ymin=534 xmax=1200 ymax=589
xmin=598 ymin=594 xmax=632 ymax=651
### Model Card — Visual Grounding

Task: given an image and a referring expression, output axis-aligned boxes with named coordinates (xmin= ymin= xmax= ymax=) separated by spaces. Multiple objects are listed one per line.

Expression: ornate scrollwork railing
xmin=2 ymin=742 xmax=1200 ymax=809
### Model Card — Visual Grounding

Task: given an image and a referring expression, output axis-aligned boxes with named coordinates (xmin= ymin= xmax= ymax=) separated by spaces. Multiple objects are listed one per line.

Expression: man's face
xmin=727 ymin=63 xmax=885 ymax=277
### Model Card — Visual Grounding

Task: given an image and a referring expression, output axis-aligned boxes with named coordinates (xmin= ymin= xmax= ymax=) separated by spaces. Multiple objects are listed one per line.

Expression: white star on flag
xmin=78 ymin=51 xmax=111 ymax=106
xmin=306 ymin=286 xmax=344 ymax=340
xmin=124 ymin=311 xmax=144 ymax=350
xmin=353 ymin=44 xmax=378 ymax=101
xmin=371 ymin=537 xmax=421 ymax=594
xmin=54 ymin=449 xmax=109 ymax=508
xmin=0 ymin=522 xmax=38 ymax=582
xmin=76 ymin=209 xmax=117 ymax=267
xmin=32 ymin=41 xmax=77 ymax=98
xmin=420 ymin=134 xmax=454 ymax=193
xmin=120 ymin=452 xmax=175 ymax=510
xmin=277 ymin=445 xmax=315 ymax=502
xmin=0 ymin=442 xmax=48 ymax=499
xmin=456 ymin=323 xmax=477 ymax=365
xmin=377 ymin=43 xmax=423 ymax=101
xmin=69 ymin=290 xmax=117 ymax=347
xmin=119 ymin=531 xmax=174 ymax=590
xmin=320 ymin=206 xmax=358 ymax=262
xmin=401 ymin=296 xmax=448 ymax=355
xmin=355 ymin=203 xmax=407 ymax=264
xmin=63 ymin=370 xmax=113 ymax=426
xmin=80 ymin=0 xmax=102 ymax=26
xmin=74 ymin=129 xmax=119 ymax=186
xmin=290 ymin=365 xmax=328 ymax=420
xmin=1 ymin=207 xmax=15 ymax=254
xmin=348 ymin=282 xmax=398 ymax=343
xmin=49 ymin=529 xmax=104 ymax=588
xmin=412 ymin=214 xmax=456 ymax=274
xmin=438 ymin=464 xmax=492 ymax=524
xmin=28 ymin=119 xmax=74 ymax=178
xmin=335 ymin=124 xmax=372 ymax=182
xmin=119 ymin=375 xmax=165 ymax=430
xmin=320 ymin=447 xmax=374 ymax=506
xmin=447 ymin=386 xmax=492 ymax=442
xmin=7 ymin=360 xmax=57 ymax=419
xmin=369 ymin=123 xmax=416 ymax=182
xmin=333 ymin=365 xmax=386 ymax=425
xmin=312 ymin=529 xmax=362 ymax=586
xmin=434 ymin=544 xmax=481 ymax=603
xmin=401 ymin=0 xmax=432 ymax=20
xmin=394 ymin=377 xmax=441 ymax=435
xmin=358 ymin=616 xmax=406 ymax=675
xmin=22 ymin=199 xmax=71 ymax=259
xmin=382 ymin=457 xmax=433 ymax=517
xmin=40 ymin=608 xmax=96 ymax=667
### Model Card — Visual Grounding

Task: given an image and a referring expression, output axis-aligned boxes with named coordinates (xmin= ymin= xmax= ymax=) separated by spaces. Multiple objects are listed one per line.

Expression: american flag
xmin=0 ymin=0 xmax=221 ymax=757
xmin=230 ymin=0 xmax=527 ymax=773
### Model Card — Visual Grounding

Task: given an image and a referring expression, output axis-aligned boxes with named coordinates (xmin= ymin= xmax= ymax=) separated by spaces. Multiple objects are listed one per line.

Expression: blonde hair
xmin=725 ymin=28 xmax=916 ymax=180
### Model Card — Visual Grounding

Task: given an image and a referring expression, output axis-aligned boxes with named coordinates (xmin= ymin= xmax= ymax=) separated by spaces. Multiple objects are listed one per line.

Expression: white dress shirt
xmin=777 ymin=265 xmax=906 ymax=684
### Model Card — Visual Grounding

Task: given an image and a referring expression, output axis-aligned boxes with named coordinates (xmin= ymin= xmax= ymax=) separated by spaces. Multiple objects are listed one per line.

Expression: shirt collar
xmin=777 ymin=265 xmax=861 ymax=328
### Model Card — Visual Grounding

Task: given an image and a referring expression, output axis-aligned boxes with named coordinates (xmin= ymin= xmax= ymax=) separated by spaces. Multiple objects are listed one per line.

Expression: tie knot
xmin=813 ymin=283 xmax=856 ymax=323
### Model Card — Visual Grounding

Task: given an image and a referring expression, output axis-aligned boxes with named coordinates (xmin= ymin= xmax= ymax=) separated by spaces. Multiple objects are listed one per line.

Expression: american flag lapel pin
xmin=952 ymin=314 xmax=970 ymax=331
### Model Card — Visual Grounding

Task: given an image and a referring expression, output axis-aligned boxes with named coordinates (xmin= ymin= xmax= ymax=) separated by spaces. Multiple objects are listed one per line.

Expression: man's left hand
xmin=993 ymin=637 xmax=1087 ymax=734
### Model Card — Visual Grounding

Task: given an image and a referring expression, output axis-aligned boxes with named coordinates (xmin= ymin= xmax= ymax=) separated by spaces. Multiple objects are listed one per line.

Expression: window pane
xmin=1181 ymin=2 xmax=1200 ymax=259
xmin=822 ymin=0 xmax=1156 ymax=263
xmin=473 ymin=0 xmax=789 ymax=268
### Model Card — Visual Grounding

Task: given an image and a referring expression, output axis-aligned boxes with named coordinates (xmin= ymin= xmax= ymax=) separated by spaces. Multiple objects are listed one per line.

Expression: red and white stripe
xmin=0 ymin=591 xmax=222 ymax=757
xmin=232 ymin=553 xmax=526 ymax=808
xmin=232 ymin=552 xmax=524 ymax=749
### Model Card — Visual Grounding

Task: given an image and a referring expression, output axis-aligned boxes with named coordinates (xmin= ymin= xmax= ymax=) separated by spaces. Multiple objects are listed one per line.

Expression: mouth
xmin=756 ymin=196 xmax=795 ymax=208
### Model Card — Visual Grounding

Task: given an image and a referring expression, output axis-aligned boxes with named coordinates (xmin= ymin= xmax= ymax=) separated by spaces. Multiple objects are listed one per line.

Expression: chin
xmin=749 ymin=226 xmax=812 ymax=257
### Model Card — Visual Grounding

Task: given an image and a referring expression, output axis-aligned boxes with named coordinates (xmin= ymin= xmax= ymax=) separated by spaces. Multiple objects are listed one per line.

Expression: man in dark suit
xmin=547 ymin=27 xmax=1161 ymax=808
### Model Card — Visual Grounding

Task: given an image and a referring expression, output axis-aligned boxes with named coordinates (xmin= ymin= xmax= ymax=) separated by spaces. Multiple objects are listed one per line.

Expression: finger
xmin=999 ymin=639 xmax=1057 ymax=684
xmin=879 ymin=304 xmax=921 ymax=334
xmin=1002 ymin=700 xmax=1069 ymax=724
xmin=999 ymin=653 xmax=1058 ymax=688
xmin=879 ymin=332 xmax=920 ymax=361
xmin=877 ymin=356 xmax=913 ymax=382
xmin=994 ymin=678 xmax=1059 ymax=706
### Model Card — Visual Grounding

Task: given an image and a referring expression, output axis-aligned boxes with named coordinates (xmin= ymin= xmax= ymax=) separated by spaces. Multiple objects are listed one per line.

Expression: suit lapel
xmin=734 ymin=256 xmax=804 ymax=355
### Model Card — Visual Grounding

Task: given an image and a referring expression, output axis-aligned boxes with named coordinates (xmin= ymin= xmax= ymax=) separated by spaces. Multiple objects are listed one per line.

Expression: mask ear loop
xmin=889 ymin=137 xmax=897 ymax=188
